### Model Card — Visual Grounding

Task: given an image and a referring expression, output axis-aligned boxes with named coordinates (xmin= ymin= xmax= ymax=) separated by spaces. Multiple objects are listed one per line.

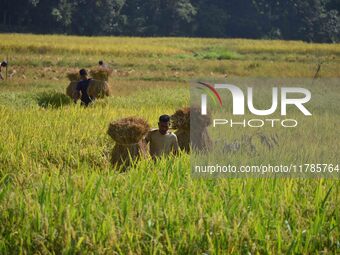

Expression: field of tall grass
xmin=0 ymin=34 xmax=339 ymax=254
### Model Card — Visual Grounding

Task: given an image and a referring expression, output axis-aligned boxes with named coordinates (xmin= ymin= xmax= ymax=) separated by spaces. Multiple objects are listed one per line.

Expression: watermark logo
xmin=198 ymin=83 xmax=312 ymax=116
xmin=196 ymin=82 xmax=223 ymax=109
xmin=190 ymin=78 xmax=339 ymax=179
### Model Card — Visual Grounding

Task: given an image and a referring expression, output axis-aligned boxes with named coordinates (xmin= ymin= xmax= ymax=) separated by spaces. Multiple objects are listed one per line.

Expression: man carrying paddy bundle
xmin=145 ymin=115 xmax=179 ymax=159
xmin=74 ymin=69 xmax=93 ymax=107
xmin=0 ymin=61 xmax=8 ymax=80
xmin=98 ymin=60 xmax=108 ymax=69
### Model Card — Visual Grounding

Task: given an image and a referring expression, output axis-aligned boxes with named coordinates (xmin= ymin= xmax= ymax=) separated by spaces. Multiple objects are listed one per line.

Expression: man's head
xmin=79 ymin=69 xmax=88 ymax=79
xmin=158 ymin=115 xmax=170 ymax=135
xmin=98 ymin=60 xmax=104 ymax=66
xmin=1 ymin=61 xmax=8 ymax=67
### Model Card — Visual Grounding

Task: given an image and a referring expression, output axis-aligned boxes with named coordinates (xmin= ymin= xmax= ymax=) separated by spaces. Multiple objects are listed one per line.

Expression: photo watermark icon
xmin=190 ymin=77 xmax=340 ymax=178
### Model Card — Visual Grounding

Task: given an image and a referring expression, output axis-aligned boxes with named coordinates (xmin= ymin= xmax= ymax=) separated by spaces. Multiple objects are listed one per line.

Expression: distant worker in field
xmin=0 ymin=61 xmax=8 ymax=80
xmin=98 ymin=60 xmax=108 ymax=69
xmin=74 ymin=69 xmax=93 ymax=107
xmin=145 ymin=115 xmax=179 ymax=159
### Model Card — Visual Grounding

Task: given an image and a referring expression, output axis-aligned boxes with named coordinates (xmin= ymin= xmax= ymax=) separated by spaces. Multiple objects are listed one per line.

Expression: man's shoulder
xmin=147 ymin=129 xmax=176 ymax=137
xmin=146 ymin=129 xmax=158 ymax=139
xmin=147 ymin=129 xmax=177 ymax=138
xmin=77 ymin=79 xmax=91 ymax=88
xmin=166 ymin=131 xmax=177 ymax=140
xmin=77 ymin=79 xmax=85 ymax=86
xmin=78 ymin=78 xmax=91 ymax=84
xmin=149 ymin=128 xmax=159 ymax=134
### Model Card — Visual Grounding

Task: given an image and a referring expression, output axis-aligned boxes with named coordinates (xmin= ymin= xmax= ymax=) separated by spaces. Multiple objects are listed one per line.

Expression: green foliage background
xmin=0 ymin=0 xmax=339 ymax=42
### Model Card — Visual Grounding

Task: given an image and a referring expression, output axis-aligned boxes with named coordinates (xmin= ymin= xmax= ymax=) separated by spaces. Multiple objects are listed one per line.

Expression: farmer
xmin=145 ymin=115 xmax=179 ymax=158
xmin=98 ymin=60 xmax=108 ymax=68
xmin=74 ymin=69 xmax=93 ymax=107
xmin=0 ymin=61 xmax=8 ymax=80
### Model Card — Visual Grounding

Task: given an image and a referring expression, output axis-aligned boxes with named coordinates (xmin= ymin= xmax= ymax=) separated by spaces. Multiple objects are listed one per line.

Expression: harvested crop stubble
xmin=171 ymin=107 xmax=212 ymax=152
xmin=240 ymin=133 xmax=279 ymax=155
xmin=108 ymin=117 xmax=150 ymax=169
xmin=217 ymin=132 xmax=279 ymax=154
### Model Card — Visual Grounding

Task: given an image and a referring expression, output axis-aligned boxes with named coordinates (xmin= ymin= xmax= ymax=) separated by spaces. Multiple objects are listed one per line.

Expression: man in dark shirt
xmin=75 ymin=69 xmax=92 ymax=107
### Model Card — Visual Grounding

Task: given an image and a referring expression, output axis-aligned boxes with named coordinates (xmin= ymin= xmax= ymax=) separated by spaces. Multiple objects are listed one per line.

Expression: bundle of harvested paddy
xmin=174 ymin=129 xmax=190 ymax=152
xmin=108 ymin=117 xmax=150 ymax=169
xmin=171 ymin=107 xmax=190 ymax=130
xmin=111 ymin=141 xmax=148 ymax=170
xmin=108 ymin=117 xmax=150 ymax=145
xmin=66 ymin=81 xmax=79 ymax=101
xmin=171 ymin=107 xmax=211 ymax=130
xmin=90 ymin=68 xmax=112 ymax=81
xmin=87 ymin=79 xmax=111 ymax=99
xmin=65 ymin=79 xmax=110 ymax=101
xmin=66 ymin=71 xmax=80 ymax=82
xmin=171 ymin=107 xmax=212 ymax=152
xmin=191 ymin=127 xmax=212 ymax=152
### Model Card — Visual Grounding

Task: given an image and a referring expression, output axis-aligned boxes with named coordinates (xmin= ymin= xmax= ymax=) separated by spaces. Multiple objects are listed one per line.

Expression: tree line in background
xmin=0 ymin=0 xmax=339 ymax=42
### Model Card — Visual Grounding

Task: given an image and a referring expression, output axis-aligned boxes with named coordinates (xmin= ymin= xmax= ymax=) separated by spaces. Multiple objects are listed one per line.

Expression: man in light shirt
xmin=145 ymin=115 xmax=179 ymax=159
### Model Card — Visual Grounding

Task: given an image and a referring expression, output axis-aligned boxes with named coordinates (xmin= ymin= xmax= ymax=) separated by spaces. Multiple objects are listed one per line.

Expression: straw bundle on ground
xmin=87 ymin=79 xmax=111 ymax=99
xmin=90 ymin=68 xmax=112 ymax=81
xmin=171 ymin=107 xmax=212 ymax=152
xmin=108 ymin=117 xmax=150 ymax=169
